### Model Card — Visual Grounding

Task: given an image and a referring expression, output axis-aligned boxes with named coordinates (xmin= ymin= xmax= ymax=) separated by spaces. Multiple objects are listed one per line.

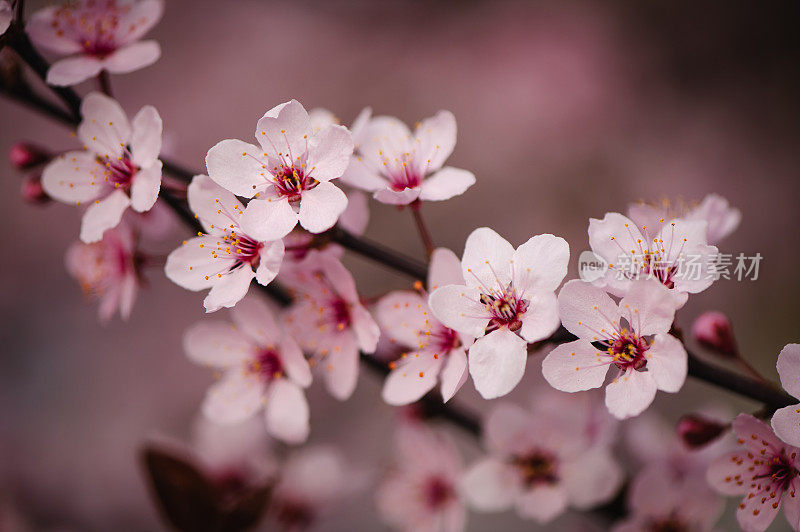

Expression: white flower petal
xmin=542 ymin=340 xmax=609 ymax=392
xmin=604 ymin=369 xmax=657 ymax=419
xmin=26 ymin=7 xmax=83 ymax=54
xmin=373 ymin=186 xmax=420 ymax=205
xmin=321 ymin=333 xmax=360 ymax=400
xmin=255 ymin=99 xmax=312 ymax=161
xmin=440 ymin=346 xmax=468 ymax=403
xmin=46 ymin=56 xmax=103 ymax=86
xmin=418 ymin=167 xmax=475 ymax=201
xmin=240 ymin=196 xmax=298 ymax=241
xmin=771 ymin=405 xmax=800 ymax=448
xmin=518 ymin=290 xmax=560 ymax=343
xmin=129 ymin=160 xmax=162 ymax=212
xmin=265 ymin=379 xmax=310 ymax=444
xmin=80 ymin=189 xmax=130 ymax=243
xmin=515 ymin=485 xmax=568 ymax=523
xmin=118 ymin=0 xmax=164 ymax=43
xmin=298 ymin=181 xmax=348 ymax=234
xmin=618 ymin=279 xmax=679 ymax=336
xmin=164 ymin=235 xmax=229 ymax=291
xmin=560 ymin=447 xmax=623 ymax=509
xmin=428 ymin=247 xmax=463 ymax=291
xmin=306 ymin=124 xmax=353 ymax=182
xmin=78 ymin=92 xmax=131 ymax=159
xmin=203 ymin=266 xmax=255 ymax=313
xmin=230 ymin=296 xmax=280 ymax=345
xmin=202 ymin=370 xmax=263 ymax=424
xmin=280 ymin=335 xmax=312 ymax=388
xmin=428 ymin=284 xmax=489 ymax=338
xmin=414 ymin=110 xmax=457 ymax=172
xmin=461 ymin=458 xmax=520 ymax=512
xmin=375 ymin=291 xmax=430 ymax=347
xmin=512 ymin=233 xmax=569 ymax=293
xmin=557 ymin=279 xmax=620 ymax=341
xmin=777 ymin=344 xmax=800 ymax=399
xmin=187 ymin=174 xmax=246 ymax=233
xmin=102 ymin=40 xmax=160 ymax=74
xmin=41 ymin=151 xmax=105 ymax=203
xmin=461 ymin=227 xmax=514 ymax=290
xmin=184 ymin=321 xmax=255 ymax=367
xmin=130 ymin=105 xmax=162 ymax=167
xmin=381 ymin=351 xmax=441 ymax=405
xmin=646 ymin=333 xmax=687 ymax=393
xmin=205 ymin=139 xmax=268 ymax=197
xmin=255 ymin=240 xmax=284 ymax=286
xmin=468 ymin=328 xmax=527 ymax=399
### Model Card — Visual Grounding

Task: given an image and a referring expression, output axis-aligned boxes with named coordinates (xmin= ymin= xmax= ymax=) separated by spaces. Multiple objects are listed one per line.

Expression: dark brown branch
xmin=328 ymin=225 xmax=428 ymax=280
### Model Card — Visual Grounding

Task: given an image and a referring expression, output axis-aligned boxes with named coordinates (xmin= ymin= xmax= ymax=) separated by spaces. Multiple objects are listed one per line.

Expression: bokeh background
xmin=1 ymin=0 xmax=799 ymax=530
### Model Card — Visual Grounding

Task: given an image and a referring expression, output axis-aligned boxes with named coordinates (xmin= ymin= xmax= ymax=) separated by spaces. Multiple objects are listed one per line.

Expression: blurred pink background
xmin=1 ymin=0 xmax=799 ymax=529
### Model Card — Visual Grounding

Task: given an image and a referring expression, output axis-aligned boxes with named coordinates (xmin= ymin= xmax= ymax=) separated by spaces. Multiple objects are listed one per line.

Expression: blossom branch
xmin=410 ymin=200 xmax=435 ymax=257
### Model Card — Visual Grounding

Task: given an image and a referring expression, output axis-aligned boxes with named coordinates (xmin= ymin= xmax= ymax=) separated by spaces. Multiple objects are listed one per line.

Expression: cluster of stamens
xmin=100 ymin=152 xmax=136 ymax=189
xmin=51 ymin=0 xmax=140 ymax=57
xmin=607 ymin=220 xmax=688 ymax=290
xmin=607 ymin=329 xmax=650 ymax=371
xmin=273 ymin=164 xmax=317 ymax=202
xmin=422 ymin=476 xmax=455 ymax=509
xmin=479 ymin=282 xmax=528 ymax=333
xmin=511 ymin=450 xmax=558 ymax=486
xmin=247 ymin=347 xmax=284 ymax=383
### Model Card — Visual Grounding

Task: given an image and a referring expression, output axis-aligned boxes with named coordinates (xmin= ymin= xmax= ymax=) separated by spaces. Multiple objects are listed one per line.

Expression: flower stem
xmin=328 ymin=225 xmax=428 ymax=280
xmin=97 ymin=70 xmax=113 ymax=97
xmin=410 ymin=200 xmax=435 ymax=258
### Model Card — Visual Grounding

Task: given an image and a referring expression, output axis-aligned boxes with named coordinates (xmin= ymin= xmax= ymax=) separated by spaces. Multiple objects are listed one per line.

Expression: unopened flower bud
xmin=677 ymin=413 xmax=727 ymax=449
xmin=20 ymin=173 xmax=50 ymax=204
xmin=692 ymin=311 xmax=737 ymax=358
xmin=9 ymin=142 xmax=52 ymax=170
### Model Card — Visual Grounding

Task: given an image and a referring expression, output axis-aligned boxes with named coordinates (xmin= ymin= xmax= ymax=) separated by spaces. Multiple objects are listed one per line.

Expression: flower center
xmin=512 ymin=450 xmax=558 ymax=487
xmin=423 ymin=476 xmax=454 ymax=509
xmin=609 ymin=329 xmax=650 ymax=370
xmin=274 ymin=165 xmax=317 ymax=201
xmin=759 ymin=453 xmax=798 ymax=491
xmin=645 ymin=516 xmax=689 ymax=532
xmin=480 ymin=283 xmax=528 ymax=333
xmin=273 ymin=499 xmax=314 ymax=530
xmin=247 ymin=348 xmax=284 ymax=382
xmin=53 ymin=1 xmax=131 ymax=58
xmin=330 ymin=298 xmax=351 ymax=331
xmin=101 ymin=153 xmax=137 ymax=189
xmin=642 ymin=252 xmax=677 ymax=289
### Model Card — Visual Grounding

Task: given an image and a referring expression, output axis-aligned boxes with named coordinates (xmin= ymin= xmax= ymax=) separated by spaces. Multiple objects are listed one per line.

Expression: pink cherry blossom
xmin=27 ymin=0 xmax=163 ymax=86
xmin=41 ymin=92 xmax=163 ymax=243
xmin=341 ymin=110 xmax=475 ymax=205
xmin=0 ymin=1 xmax=11 ymax=36
xmin=65 ymin=223 xmax=139 ymax=322
xmin=588 ymin=212 xmax=719 ymax=306
xmin=205 ymin=99 xmax=354 ymax=241
xmin=376 ymin=422 xmax=466 ymax=532
xmin=707 ymin=414 xmax=800 ymax=532
xmin=460 ymin=400 xmax=622 ymax=524
xmin=542 ymin=279 xmax=687 ymax=419
xmin=613 ymin=464 xmax=723 ymax=532
xmin=269 ymin=446 xmax=363 ymax=530
xmin=772 ymin=344 xmax=800 ymax=447
xmin=376 ymin=248 xmax=470 ymax=405
xmin=283 ymin=255 xmax=380 ymax=400
xmin=164 ymin=175 xmax=284 ymax=313
xmin=628 ymin=194 xmax=741 ymax=245
xmin=184 ymin=296 xmax=312 ymax=444
xmin=428 ymin=227 xmax=569 ymax=399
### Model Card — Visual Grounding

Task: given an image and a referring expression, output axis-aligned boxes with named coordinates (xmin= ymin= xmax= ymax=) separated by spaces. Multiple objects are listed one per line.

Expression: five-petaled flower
xmin=707 ymin=414 xmax=800 ymax=532
xmin=772 ymin=344 xmax=800 ymax=448
xmin=460 ymin=400 xmax=622 ymax=524
xmin=341 ymin=110 xmax=476 ymax=205
xmin=376 ymin=422 xmax=466 ymax=532
xmin=42 ymin=92 xmax=163 ymax=243
xmin=184 ymin=297 xmax=312 ymax=444
xmin=205 ymin=99 xmax=354 ymax=241
xmin=164 ymin=175 xmax=284 ymax=312
xmin=429 ymin=227 xmax=569 ymax=399
xmin=588 ymin=212 xmax=718 ymax=306
xmin=376 ymin=248 xmax=470 ymax=405
xmin=542 ymin=279 xmax=687 ymax=419
xmin=283 ymin=255 xmax=380 ymax=400
xmin=27 ymin=0 xmax=163 ymax=86
xmin=65 ymin=223 xmax=140 ymax=322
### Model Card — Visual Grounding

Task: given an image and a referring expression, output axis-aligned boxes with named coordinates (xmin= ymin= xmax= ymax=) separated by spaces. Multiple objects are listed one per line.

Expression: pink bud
xmin=692 ymin=311 xmax=737 ymax=358
xmin=677 ymin=413 xmax=727 ymax=449
xmin=9 ymin=142 xmax=51 ymax=170
xmin=20 ymin=173 xmax=50 ymax=204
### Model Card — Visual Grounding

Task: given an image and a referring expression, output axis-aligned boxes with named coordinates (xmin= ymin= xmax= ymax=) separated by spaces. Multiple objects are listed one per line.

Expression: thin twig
xmin=410 ymin=200 xmax=435 ymax=258
xmin=328 ymin=225 xmax=428 ymax=280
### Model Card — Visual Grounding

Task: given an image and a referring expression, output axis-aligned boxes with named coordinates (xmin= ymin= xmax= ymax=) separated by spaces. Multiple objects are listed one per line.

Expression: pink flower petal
xmin=80 ymin=189 xmax=130 ymax=243
xmin=265 ymin=379 xmax=309 ymax=444
xmin=468 ymin=328 xmax=527 ymax=399
xmin=130 ymin=105 xmax=162 ymax=167
xmin=298 ymin=181 xmax=347 ymax=234
xmin=542 ymin=340 xmax=610 ymax=393
xmin=102 ymin=40 xmax=161 ymax=74
xmin=418 ymin=166 xmax=475 ymax=201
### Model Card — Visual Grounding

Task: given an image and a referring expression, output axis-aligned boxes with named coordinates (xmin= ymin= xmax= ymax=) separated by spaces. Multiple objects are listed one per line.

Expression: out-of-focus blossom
xmin=376 ymin=423 xmax=466 ymax=532
xmin=42 ymin=92 xmax=163 ymax=243
xmin=280 ymin=190 xmax=369 ymax=271
xmin=66 ymin=223 xmax=140 ymax=322
xmin=164 ymin=175 xmax=284 ymax=312
xmin=26 ymin=0 xmax=163 ymax=86
xmin=307 ymin=106 xmax=372 ymax=145
xmin=628 ymin=194 xmax=741 ymax=245
xmin=429 ymin=227 xmax=569 ymax=399
xmin=184 ymin=297 xmax=312 ymax=444
xmin=376 ymin=248 xmax=470 ymax=405
xmin=0 ymin=1 xmax=11 ymax=36
xmin=772 ymin=344 xmax=800 ymax=447
xmin=205 ymin=99 xmax=353 ymax=240
xmin=283 ymin=255 xmax=380 ymax=400
xmin=460 ymin=400 xmax=622 ymax=524
xmin=341 ymin=110 xmax=475 ymax=205
xmin=191 ymin=416 xmax=277 ymax=483
xmin=613 ymin=465 xmax=722 ymax=532
xmin=692 ymin=311 xmax=738 ymax=358
xmin=707 ymin=414 xmax=800 ymax=532
xmin=268 ymin=446 xmax=363 ymax=531
xmin=588 ymin=212 xmax=718 ymax=306
xmin=542 ymin=279 xmax=686 ymax=419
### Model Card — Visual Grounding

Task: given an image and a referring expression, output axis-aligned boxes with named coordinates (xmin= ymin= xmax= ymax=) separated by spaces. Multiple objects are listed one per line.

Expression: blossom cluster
xmin=5 ymin=1 xmax=799 ymax=530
